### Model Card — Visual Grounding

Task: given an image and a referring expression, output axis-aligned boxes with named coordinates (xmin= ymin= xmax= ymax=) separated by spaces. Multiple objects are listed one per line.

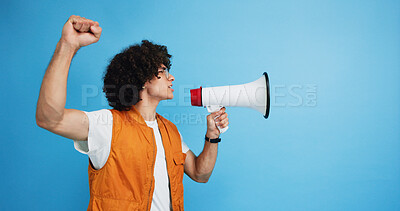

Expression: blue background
xmin=1 ymin=0 xmax=399 ymax=210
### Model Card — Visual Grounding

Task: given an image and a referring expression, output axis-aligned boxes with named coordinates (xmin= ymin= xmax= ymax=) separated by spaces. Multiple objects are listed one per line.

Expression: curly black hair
xmin=103 ymin=40 xmax=172 ymax=111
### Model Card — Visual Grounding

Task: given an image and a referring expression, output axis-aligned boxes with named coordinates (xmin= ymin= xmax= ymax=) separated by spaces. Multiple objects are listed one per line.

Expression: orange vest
xmin=87 ymin=107 xmax=186 ymax=211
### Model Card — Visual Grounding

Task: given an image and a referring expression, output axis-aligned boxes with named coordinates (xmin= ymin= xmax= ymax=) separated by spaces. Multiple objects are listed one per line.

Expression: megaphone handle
xmin=218 ymin=125 xmax=229 ymax=134
xmin=206 ymin=105 xmax=229 ymax=134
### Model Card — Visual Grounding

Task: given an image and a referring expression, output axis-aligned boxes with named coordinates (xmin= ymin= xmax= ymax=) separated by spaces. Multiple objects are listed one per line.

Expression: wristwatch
xmin=205 ymin=135 xmax=221 ymax=143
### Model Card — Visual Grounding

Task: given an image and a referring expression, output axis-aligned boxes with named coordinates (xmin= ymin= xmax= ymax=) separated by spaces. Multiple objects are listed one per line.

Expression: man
xmin=36 ymin=15 xmax=229 ymax=210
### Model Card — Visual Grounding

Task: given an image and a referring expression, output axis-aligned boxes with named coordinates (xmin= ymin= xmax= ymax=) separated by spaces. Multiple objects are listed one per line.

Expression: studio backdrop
xmin=1 ymin=0 xmax=399 ymax=210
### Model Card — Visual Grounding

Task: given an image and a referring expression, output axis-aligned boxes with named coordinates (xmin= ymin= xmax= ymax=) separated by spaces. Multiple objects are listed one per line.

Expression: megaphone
xmin=190 ymin=72 xmax=270 ymax=133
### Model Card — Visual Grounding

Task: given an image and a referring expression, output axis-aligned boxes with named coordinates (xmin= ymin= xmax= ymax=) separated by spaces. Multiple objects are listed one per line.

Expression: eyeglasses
xmin=158 ymin=69 xmax=170 ymax=79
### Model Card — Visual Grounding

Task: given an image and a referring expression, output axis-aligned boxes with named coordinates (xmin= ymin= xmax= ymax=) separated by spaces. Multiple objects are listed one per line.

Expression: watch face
xmin=210 ymin=138 xmax=221 ymax=143
xmin=205 ymin=135 xmax=221 ymax=143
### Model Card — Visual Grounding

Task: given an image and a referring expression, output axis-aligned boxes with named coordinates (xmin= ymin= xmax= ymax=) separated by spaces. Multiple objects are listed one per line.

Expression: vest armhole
xmin=88 ymin=109 xmax=119 ymax=173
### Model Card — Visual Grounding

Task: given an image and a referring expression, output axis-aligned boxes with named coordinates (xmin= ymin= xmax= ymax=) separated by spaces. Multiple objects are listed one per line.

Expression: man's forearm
xmin=36 ymin=41 xmax=76 ymax=128
xmin=195 ymin=140 xmax=219 ymax=182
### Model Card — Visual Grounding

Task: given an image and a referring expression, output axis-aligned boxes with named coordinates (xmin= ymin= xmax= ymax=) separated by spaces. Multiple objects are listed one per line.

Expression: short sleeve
xmin=73 ymin=109 xmax=113 ymax=170
xmin=178 ymin=131 xmax=190 ymax=153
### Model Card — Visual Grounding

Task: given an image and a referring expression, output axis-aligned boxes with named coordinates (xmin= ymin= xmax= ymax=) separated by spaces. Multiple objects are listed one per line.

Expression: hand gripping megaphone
xmin=190 ymin=72 xmax=270 ymax=134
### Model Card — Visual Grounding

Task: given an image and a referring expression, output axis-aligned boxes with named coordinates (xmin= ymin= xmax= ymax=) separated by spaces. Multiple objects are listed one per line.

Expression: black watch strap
xmin=205 ymin=135 xmax=221 ymax=143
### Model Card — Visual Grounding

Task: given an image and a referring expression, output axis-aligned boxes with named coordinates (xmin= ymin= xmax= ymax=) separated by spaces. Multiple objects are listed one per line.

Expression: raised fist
xmin=60 ymin=15 xmax=102 ymax=51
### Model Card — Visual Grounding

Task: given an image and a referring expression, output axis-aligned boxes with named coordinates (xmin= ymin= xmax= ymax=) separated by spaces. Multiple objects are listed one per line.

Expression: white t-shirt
xmin=73 ymin=109 xmax=189 ymax=211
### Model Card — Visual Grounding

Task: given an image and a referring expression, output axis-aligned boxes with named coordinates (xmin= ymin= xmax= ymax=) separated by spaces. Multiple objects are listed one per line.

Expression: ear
xmin=142 ymin=80 xmax=152 ymax=89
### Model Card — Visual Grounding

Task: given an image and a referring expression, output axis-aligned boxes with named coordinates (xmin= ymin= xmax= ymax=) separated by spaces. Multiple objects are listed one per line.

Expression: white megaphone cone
xmin=190 ymin=72 xmax=270 ymax=134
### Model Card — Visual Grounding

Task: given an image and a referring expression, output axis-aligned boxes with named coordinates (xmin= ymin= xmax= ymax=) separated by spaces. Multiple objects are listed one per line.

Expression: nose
xmin=169 ymin=73 xmax=175 ymax=81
